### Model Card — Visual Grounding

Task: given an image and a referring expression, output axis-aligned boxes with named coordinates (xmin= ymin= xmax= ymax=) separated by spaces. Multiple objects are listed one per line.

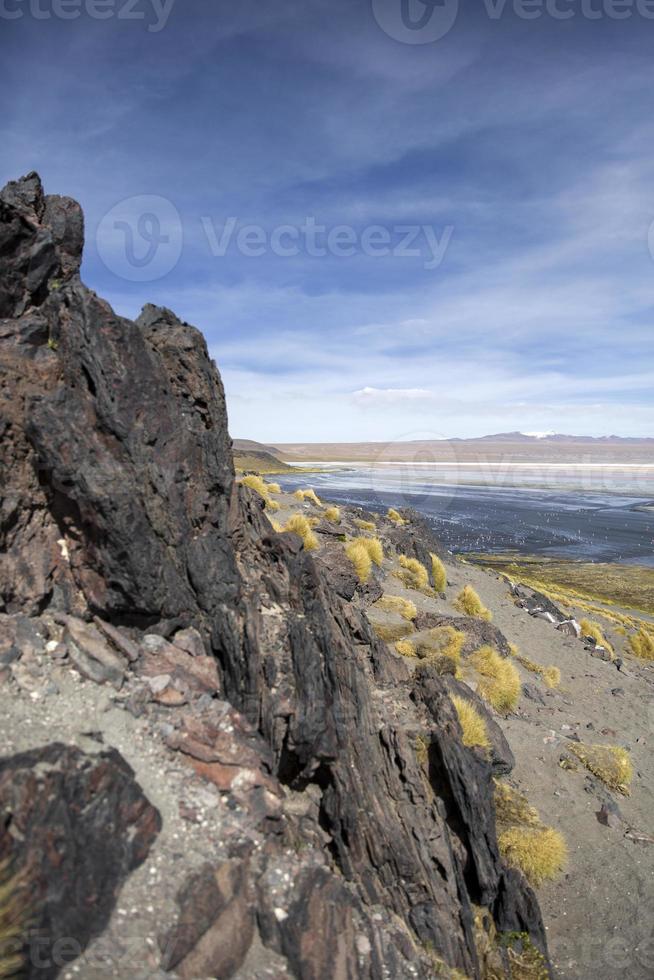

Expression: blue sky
xmin=2 ymin=0 xmax=654 ymax=441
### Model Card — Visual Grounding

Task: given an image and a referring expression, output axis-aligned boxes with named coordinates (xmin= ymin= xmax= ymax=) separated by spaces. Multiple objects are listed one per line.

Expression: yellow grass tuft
xmin=511 ymin=650 xmax=561 ymax=690
xmin=498 ymin=827 xmax=568 ymax=887
xmin=240 ymin=475 xmax=281 ymax=511
xmin=354 ymin=518 xmax=376 ymax=532
xmin=628 ymin=628 xmax=654 ymax=661
xmin=454 ymin=585 xmax=492 ymax=621
xmin=324 ymin=506 xmax=341 ymax=523
xmin=375 ymin=595 xmax=417 ymax=621
xmin=542 ymin=666 xmax=561 ymax=689
xmin=580 ymin=619 xmax=613 ymax=654
xmin=470 ymin=646 xmax=521 ymax=714
xmin=282 ymin=514 xmax=319 ymax=551
xmin=494 ymin=782 xmax=567 ymax=887
xmin=345 ymin=541 xmax=372 ymax=583
xmin=352 ymin=536 xmax=384 ymax=567
xmin=395 ymin=639 xmax=417 ymax=658
xmin=0 ymin=860 xmax=27 ymax=979
xmin=431 ymin=554 xmax=447 ymax=592
xmin=387 ymin=507 xmax=407 ymax=525
xmin=451 ymin=695 xmax=490 ymax=749
xmin=494 ymin=781 xmax=540 ymax=829
xmin=568 ymin=743 xmax=633 ymax=794
xmin=397 ymin=555 xmax=430 ymax=591
xmin=270 ymin=519 xmax=284 ymax=533
xmin=293 ymin=488 xmax=322 ymax=507
xmin=419 ymin=626 xmax=465 ymax=664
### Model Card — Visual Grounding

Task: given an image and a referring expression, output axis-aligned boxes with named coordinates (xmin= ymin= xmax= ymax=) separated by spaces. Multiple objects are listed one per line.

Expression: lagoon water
xmin=276 ymin=464 xmax=654 ymax=566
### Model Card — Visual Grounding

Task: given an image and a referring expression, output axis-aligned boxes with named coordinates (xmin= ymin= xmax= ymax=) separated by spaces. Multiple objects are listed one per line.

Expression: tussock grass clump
xmin=345 ymin=541 xmax=372 ymax=583
xmin=494 ymin=781 xmax=540 ymax=829
xmin=511 ymin=649 xmax=561 ymax=690
xmin=421 ymin=626 xmax=465 ymax=664
xmin=569 ymin=743 xmax=633 ymax=794
xmin=542 ymin=666 xmax=561 ymax=689
xmin=397 ymin=555 xmax=430 ymax=591
xmin=395 ymin=639 xmax=417 ymax=658
xmin=373 ymin=621 xmax=414 ymax=643
xmin=0 ymin=860 xmax=27 ymax=979
xmin=470 ymin=645 xmax=521 ymax=714
xmin=431 ymin=553 xmax=447 ymax=592
xmin=240 ymin=474 xmax=282 ymax=510
xmin=324 ymin=506 xmax=341 ymax=523
xmin=375 ymin=595 xmax=417 ymax=621
xmin=282 ymin=514 xmax=319 ymax=551
xmin=454 ymin=585 xmax=492 ymax=621
xmin=352 ymin=536 xmax=384 ymax=567
xmin=451 ymin=695 xmax=490 ymax=749
xmin=494 ymin=782 xmax=567 ymax=887
xmin=498 ymin=827 xmax=568 ymax=887
xmin=628 ymin=628 xmax=654 ymax=660
xmin=580 ymin=619 xmax=613 ymax=654
xmin=293 ymin=488 xmax=322 ymax=507
xmin=387 ymin=507 xmax=407 ymax=525
xmin=354 ymin=518 xmax=376 ymax=532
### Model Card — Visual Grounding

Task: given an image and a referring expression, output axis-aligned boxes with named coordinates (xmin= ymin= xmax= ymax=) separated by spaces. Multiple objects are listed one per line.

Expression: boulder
xmin=0 ymin=742 xmax=160 ymax=980
xmin=557 ymin=619 xmax=582 ymax=638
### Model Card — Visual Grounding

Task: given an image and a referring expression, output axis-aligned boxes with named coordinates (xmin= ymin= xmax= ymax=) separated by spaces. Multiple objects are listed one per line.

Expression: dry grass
xmin=324 ymin=506 xmax=341 ymax=523
xmin=454 ymin=585 xmax=492 ymax=621
xmin=387 ymin=507 xmax=407 ymax=525
xmin=568 ymin=743 xmax=633 ymax=794
xmin=354 ymin=518 xmax=376 ymax=532
xmin=395 ymin=639 xmax=416 ymax=658
xmin=451 ymin=695 xmax=490 ymax=749
xmin=628 ymin=628 xmax=654 ymax=661
xmin=580 ymin=619 xmax=613 ymax=655
xmin=431 ymin=554 xmax=447 ymax=592
xmin=293 ymin=488 xmax=322 ymax=507
xmin=282 ymin=514 xmax=319 ymax=551
xmin=397 ymin=555 xmax=430 ymax=591
xmin=345 ymin=541 xmax=372 ymax=583
xmin=375 ymin=595 xmax=418 ymax=621
xmin=498 ymin=827 xmax=568 ymax=887
xmin=494 ymin=782 xmax=567 ymax=887
xmin=511 ymin=649 xmax=561 ymax=690
xmin=373 ymin=621 xmax=415 ymax=643
xmin=494 ymin=781 xmax=540 ymax=829
xmin=0 ymin=860 xmax=27 ymax=980
xmin=352 ymin=536 xmax=384 ymax=567
xmin=419 ymin=626 xmax=465 ymax=664
xmin=470 ymin=646 xmax=521 ymax=714
xmin=240 ymin=474 xmax=283 ymax=512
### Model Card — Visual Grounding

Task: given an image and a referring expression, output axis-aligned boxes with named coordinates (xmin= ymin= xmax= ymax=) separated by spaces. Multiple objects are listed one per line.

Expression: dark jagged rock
xmin=0 ymin=173 xmax=553 ymax=978
xmin=414 ymin=611 xmax=513 ymax=657
xmin=0 ymin=742 xmax=161 ymax=980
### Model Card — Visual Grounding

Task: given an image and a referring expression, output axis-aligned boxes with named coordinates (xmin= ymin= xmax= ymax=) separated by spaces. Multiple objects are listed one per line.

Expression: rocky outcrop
xmin=0 ymin=173 xmax=552 ymax=978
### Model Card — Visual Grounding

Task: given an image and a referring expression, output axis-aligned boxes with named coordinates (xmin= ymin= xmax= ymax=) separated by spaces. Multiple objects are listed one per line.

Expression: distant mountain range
xmin=233 ymin=434 xmax=653 ymax=466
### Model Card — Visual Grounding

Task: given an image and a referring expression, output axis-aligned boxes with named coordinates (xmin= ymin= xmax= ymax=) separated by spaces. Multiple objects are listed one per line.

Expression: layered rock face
xmin=0 ymin=174 xmax=550 ymax=978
